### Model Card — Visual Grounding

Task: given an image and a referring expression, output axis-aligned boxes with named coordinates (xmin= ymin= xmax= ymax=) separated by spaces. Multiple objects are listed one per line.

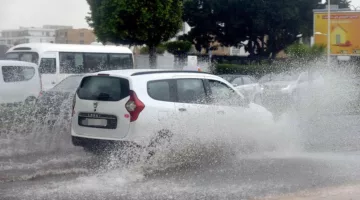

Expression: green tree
xmin=182 ymin=0 xmax=327 ymax=59
xmin=86 ymin=0 xmax=183 ymax=68
xmin=285 ymin=43 xmax=325 ymax=59
xmin=166 ymin=41 xmax=192 ymax=55
xmin=166 ymin=41 xmax=192 ymax=68
xmin=140 ymin=44 xmax=166 ymax=55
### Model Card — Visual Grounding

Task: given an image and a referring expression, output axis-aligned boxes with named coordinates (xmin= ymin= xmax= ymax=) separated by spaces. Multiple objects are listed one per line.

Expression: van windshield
xmin=5 ymin=52 xmax=39 ymax=64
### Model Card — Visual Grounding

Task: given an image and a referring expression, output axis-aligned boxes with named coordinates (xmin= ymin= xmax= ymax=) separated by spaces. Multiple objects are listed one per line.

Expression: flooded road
xmin=2 ymin=107 xmax=360 ymax=199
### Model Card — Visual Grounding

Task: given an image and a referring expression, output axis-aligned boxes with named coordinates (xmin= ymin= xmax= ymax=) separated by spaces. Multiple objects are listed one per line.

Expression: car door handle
xmin=178 ymin=108 xmax=187 ymax=112
xmin=217 ymin=110 xmax=225 ymax=114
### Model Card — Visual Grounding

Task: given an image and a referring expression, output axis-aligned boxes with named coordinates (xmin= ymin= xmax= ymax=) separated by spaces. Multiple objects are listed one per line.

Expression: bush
xmin=215 ymin=64 xmax=268 ymax=77
xmin=165 ymin=41 xmax=192 ymax=55
xmin=214 ymin=62 xmax=295 ymax=78
xmin=285 ymin=43 xmax=326 ymax=59
xmin=140 ymin=44 xmax=166 ymax=55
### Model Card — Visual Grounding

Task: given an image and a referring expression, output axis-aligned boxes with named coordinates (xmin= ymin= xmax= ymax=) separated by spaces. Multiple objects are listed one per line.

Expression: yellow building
xmin=331 ymin=24 xmax=347 ymax=45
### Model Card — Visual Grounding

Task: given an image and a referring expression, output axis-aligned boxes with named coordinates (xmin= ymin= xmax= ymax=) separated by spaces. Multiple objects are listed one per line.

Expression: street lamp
xmin=296 ymin=34 xmax=303 ymax=44
xmin=327 ymin=0 xmax=331 ymax=68
xmin=314 ymin=32 xmax=327 ymax=36
xmin=314 ymin=31 xmax=330 ymax=66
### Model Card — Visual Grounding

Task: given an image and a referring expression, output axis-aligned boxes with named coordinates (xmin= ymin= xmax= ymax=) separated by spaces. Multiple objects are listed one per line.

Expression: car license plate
xmin=85 ymin=118 xmax=107 ymax=126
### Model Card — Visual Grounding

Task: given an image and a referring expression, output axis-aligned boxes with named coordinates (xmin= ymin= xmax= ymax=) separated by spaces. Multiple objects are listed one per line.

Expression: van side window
xmin=109 ymin=54 xmax=133 ymax=69
xmin=2 ymin=66 xmax=35 ymax=82
xmin=147 ymin=80 xmax=172 ymax=102
xmin=60 ymin=52 xmax=84 ymax=74
xmin=83 ymin=53 xmax=107 ymax=72
xmin=39 ymin=58 xmax=56 ymax=74
xmin=176 ymin=79 xmax=207 ymax=104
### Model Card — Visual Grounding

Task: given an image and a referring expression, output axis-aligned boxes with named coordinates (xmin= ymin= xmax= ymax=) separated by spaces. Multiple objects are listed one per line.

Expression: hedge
xmin=214 ymin=64 xmax=290 ymax=78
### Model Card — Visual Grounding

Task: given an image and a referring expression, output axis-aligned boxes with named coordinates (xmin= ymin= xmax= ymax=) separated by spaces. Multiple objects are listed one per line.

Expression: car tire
xmin=146 ymin=129 xmax=173 ymax=159
xmin=24 ymin=96 xmax=37 ymax=106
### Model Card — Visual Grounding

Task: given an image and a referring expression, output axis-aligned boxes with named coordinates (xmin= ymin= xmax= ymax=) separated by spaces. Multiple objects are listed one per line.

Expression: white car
xmin=71 ymin=69 xmax=274 ymax=154
xmin=219 ymin=74 xmax=263 ymax=104
xmin=259 ymin=71 xmax=324 ymax=103
xmin=0 ymin=60 xmax=42 ymax=105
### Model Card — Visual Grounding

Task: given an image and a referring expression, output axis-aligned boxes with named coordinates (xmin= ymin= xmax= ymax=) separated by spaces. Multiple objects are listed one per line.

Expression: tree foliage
xmin=324 ymin=0 xmax=351 ymax=8
xmin=86 ymin=0 xmax=183 ymax=68
xmin=182 ymin=0 xmax=349 ymax=59
xmin=285 ymin=43 xmax=326 ymax=59
xmin=165 ymin=41 xmax=192 ymax=55
xmin=140 ymin=44 xmax=167 ymax=55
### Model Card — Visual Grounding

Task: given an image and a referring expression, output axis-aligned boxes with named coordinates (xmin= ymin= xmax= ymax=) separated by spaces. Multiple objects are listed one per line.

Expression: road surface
xmin=1 ymin=106 xmax=360 ymax=200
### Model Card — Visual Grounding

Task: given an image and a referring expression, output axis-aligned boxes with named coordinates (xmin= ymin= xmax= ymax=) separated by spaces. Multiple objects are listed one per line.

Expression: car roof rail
xmin=131 ymin=70 xmax=212 ymax=76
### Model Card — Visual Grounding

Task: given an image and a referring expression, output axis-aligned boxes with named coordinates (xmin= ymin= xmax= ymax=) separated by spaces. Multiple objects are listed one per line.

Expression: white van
xmin=5 ymin=43 xmax=134 ymax=91
xmin=0 ymin=60 xmax=42 ymax=105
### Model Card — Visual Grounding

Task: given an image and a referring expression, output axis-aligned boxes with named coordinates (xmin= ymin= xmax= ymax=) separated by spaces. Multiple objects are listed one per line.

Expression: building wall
xmin=55 ymin=29 xmax=96 ymax=44
xmin=0 ymin=26 xmax=58 ymax=46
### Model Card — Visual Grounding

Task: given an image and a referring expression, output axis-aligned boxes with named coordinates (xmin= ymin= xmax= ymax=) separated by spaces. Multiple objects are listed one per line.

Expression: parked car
xmin=0 ymin=60 xmax=42 ymax=105
xmin=71 ymin=69 xmax=274 ymax=154
xmin=36 ymin=75 xmax=83 ymax=123
xmin=219 ymin=74 xmax=263 ymax=104
xmin=259 ymin=70 xmax=324 ymax=105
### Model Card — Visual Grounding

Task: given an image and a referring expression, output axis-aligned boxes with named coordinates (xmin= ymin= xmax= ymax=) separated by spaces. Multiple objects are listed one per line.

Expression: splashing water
xmin=2 ymin=59 xmax=360 ymax=199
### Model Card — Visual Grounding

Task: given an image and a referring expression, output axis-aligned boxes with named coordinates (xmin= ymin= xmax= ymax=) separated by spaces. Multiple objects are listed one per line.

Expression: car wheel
xmin=147 ymin=129 xmax=173 ymax=159
xmin=24 ymin=96 xmax=37 ymax=106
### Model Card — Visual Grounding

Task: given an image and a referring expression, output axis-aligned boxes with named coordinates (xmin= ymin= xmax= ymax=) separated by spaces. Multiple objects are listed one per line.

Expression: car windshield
xmin=5 ymin=52 xmax=39 ymax=64
xmin=52 ymin=75 xmax=83 ymax=92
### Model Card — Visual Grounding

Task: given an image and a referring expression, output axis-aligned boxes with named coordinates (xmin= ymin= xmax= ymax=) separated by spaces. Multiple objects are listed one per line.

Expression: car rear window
xmin=77 ymin=76 xmax=129 ymax=101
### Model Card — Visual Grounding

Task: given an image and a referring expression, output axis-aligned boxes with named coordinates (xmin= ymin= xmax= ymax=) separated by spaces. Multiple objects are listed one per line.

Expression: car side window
xmin=147 ymin=80 xmax=172 ymax=102
xmin=176 ymin=79 xmax=207 ymax=104
xmin=243 ymin=77 xmax=253 ymax=84
xmin=208 ymin=79 xmax=243 ymax=106
xmin=232 ymin=77 xmax=243 ymax=86
xmin=249 ymin=76 xmax=257 ymax=83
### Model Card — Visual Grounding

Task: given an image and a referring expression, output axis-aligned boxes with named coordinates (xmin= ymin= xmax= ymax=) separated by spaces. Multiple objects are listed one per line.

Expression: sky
xmin=0 ymin=0 xmax=90 ymax=30
xmin=1 ymin=0 xmax=360 ymax=30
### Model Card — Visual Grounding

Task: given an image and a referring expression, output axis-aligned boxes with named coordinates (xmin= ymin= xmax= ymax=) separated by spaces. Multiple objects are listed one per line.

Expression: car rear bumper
xmin=71 ymin=126 xmax=148 ymax=147
xmin=71 ymin=135 xmax=142 ymax=150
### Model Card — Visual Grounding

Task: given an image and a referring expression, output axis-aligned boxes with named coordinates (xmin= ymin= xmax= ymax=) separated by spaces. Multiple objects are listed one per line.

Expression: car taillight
xmin=125 ymin=90 xmax=145 ymax=122
xmin=72 ymin=94 xmax=76 ymax=117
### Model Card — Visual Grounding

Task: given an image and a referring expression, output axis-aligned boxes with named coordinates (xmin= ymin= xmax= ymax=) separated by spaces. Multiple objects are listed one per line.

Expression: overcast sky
xmin=1 ymin=0 xmax=360 ymax=30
